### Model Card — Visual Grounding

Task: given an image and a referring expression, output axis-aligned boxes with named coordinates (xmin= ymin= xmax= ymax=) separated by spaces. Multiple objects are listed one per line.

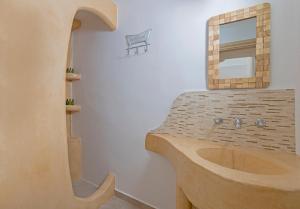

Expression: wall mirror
xmin=207 ymin=3 xmax=271 ymax=89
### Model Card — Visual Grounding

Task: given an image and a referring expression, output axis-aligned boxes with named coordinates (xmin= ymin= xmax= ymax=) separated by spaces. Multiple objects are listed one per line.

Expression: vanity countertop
xmin=146 ymin=133 xmax=300 ymax=209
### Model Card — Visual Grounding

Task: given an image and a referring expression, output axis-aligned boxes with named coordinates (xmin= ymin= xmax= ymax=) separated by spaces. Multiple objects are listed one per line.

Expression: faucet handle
xmin=213 ymin=118 xmax=223 ymax=125
xmin=256 ymin=118 xmax=266 ymax=128
xmin=233 ymin=117 xmax=242 ymax=129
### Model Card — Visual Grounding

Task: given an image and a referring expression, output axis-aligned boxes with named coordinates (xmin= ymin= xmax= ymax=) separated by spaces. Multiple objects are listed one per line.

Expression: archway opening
xmin=66 ymin=10 xmax=114 ymax=197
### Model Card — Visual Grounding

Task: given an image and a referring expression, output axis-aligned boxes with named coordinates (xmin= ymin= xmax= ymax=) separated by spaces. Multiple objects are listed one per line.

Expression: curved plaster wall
xmin=0 ymin=0 xmax=117 ymax=209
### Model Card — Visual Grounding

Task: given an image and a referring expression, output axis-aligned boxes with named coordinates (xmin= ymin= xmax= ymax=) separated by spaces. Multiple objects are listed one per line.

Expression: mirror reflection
xmin=219 ymin=17 xmax=256 ymax=79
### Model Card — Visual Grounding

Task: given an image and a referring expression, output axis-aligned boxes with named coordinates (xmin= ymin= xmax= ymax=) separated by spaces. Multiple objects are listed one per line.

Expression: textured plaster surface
xmin=0 ymin=0 xmax=117 ymax=208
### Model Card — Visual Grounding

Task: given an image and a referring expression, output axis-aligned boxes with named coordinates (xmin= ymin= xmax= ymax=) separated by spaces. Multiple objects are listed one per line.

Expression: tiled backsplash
xmin=152 ymin=89 xmax=295 ymax=153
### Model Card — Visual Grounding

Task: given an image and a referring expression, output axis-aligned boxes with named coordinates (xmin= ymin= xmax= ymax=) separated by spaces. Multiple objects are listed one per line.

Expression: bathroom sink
xmin=146 ymin=134 xmax=300 ymax=209
xmin=196 ymin=147 xmax=287 ymax=175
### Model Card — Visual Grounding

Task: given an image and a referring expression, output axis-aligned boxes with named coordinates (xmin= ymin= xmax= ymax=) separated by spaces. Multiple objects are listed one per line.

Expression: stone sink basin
xmin=196 ymin=147 xmax=287 ymax=175
xmin=145 ymin=133 xmax=300 ymax=209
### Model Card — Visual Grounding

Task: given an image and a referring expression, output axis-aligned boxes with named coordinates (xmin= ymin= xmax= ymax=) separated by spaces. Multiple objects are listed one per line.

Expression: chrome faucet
xmin=213 ymin=118 xmax=223 ymax=125
xmin=256 ymin=118 xmax=266 ymax=128
xmin=233 ymin=118 xmax=242 ymax=129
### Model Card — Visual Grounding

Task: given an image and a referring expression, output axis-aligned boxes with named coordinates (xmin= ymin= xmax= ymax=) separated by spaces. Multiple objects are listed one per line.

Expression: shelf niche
xmin=66 ymin=105 xmax=81 ymax=113
xmin=66 ymin=73 xmax=81 ymax=81
xmin=68 ymin=137 xmax=82 ymax=181
xmin=72 ymin=19 xmax=81 ymax=31
xmin=66 ymin=17 xmax=82 ymax=182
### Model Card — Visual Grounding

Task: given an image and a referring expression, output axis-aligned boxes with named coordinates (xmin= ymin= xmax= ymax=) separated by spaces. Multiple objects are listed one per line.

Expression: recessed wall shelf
xmin=72 ymin=19 xmax=81 ymax=31
xmin=67 ymin=18 xmax=83 ymax=182
xmin=66 ymin=105 xmax=81 ymax=113
xmin=66 ymin=73 xmax=81 ymax=81
xmin=67 ymin=137 xmax=82 ymax=181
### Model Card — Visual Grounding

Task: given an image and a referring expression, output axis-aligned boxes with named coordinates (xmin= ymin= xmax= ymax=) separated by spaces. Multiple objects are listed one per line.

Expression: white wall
xmin=73 ymin=0 xmax=300 ymax=208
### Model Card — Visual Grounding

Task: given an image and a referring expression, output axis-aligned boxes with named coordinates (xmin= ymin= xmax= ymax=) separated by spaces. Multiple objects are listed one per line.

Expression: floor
xmin=72 ymin=179 xmax=98 ymax=197
xmin=72 ymin=179 xmax=141 ymax=209
xmin=101 ymin=196 xmax=141 ymax=209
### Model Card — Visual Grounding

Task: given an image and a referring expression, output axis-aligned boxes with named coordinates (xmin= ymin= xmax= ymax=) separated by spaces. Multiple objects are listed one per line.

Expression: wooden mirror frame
xmin=207 ymin=3 xmax=271 ymax=89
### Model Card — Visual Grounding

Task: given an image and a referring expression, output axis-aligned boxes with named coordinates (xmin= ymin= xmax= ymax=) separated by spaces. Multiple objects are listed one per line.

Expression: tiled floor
xmin=72 ymin=179 xmax=97 ymax=197
xmin=101 ymin=196 xmax=141 ymax=209
xmin=72 ymin=179 xmax=141 ymax=209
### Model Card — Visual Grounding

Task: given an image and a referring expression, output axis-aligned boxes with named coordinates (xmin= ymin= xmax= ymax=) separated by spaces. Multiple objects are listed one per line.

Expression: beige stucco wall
xmin=0 ymin=0 xmax=117 ymax=208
